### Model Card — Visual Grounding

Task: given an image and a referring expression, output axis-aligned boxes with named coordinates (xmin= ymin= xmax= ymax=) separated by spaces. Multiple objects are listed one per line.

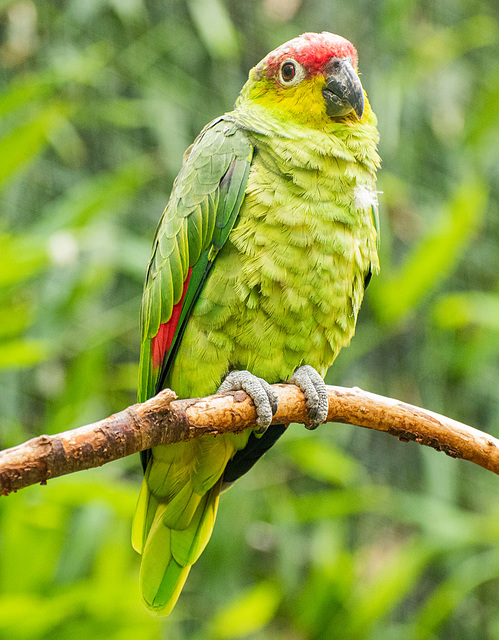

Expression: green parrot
xmin=132 ymin=31 xmax=380 ymax=615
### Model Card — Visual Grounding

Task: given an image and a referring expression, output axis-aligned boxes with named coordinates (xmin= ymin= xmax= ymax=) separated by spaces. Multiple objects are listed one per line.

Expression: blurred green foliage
xmin=0 ymin=0 xmax=498 ymax=638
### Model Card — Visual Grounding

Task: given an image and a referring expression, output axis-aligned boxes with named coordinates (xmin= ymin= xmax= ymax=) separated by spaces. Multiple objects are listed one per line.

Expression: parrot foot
xmin=289 ymin=365 xmax=329 ymax=430
xmin=217 ymin=370 xmax=278 ymax=434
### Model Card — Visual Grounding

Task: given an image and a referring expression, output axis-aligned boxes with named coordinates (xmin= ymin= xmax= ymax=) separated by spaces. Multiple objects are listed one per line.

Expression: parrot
xmin=132 ymin=31 xmax=380 ymax=615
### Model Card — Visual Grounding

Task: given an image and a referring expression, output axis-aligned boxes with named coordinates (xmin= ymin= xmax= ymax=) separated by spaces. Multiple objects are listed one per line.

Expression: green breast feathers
xmin=167 ymin=109 xmax=380 ymax=395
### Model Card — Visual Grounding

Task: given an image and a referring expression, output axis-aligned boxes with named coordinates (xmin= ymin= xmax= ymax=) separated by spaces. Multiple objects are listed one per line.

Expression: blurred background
xmin=1 ymin=0 xmax=498 ymax=638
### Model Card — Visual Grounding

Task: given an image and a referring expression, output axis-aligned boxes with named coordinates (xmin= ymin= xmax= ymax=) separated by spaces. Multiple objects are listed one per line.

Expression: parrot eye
xmin=279 ymin=59 xmax=304 ymax=86
xmin=281 ymin=62 xmax=296 ymax=81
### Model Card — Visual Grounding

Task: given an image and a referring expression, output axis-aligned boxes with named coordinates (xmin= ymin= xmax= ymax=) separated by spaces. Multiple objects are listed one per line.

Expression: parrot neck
xmin=228 ymin=99 xmax=380 ymax=174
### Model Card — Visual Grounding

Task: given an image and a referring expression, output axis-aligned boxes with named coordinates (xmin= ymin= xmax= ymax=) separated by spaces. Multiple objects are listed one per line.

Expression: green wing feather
xmin=371 ymin=202 xmax=380 ymax=250
xmin=133 ymin=118 xmax=253 ymax=615
xmin=138 ymin=119 xmax=253 ymax=403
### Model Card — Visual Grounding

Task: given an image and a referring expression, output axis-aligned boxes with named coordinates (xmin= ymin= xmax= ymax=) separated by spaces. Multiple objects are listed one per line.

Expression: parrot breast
xmin=167 ymin=104 xmax=380 ymax=399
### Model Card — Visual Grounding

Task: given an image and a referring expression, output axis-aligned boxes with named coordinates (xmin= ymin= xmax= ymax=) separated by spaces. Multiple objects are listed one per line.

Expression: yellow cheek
xmin=248 ymin=75 xmax=374 ymax=129
xmin=251 ymin=76 xmax=331 ymax=126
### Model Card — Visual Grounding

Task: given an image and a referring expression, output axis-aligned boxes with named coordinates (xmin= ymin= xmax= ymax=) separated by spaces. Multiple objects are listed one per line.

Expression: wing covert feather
xmin=138 ymin=119 xmax=253 ymax=403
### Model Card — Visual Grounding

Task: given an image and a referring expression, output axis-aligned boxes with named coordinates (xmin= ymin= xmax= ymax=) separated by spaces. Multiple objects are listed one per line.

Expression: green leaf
xmin=0 ymin=76 xmax=53 ymax=120
xmin=413 ymin=549 xmax=499 ymax=638
xmin=292 ymin=487 xmax=389 ymax=522
xmin=371 ymin=177 xmax=488 ymax=324
xmin=187 ymin=0 xmax=239 ymax=59
xmin=0 ymin=339 xmax=48 ymax=369
xmin=433 ymin=291 xmax=499 ymax=330
xmin=0 ymin=103 xmax=73 ymax=188
xmin=339 ymin=539 xmax=436 ymax=639
xmin=211 ymin=581 xmax=282 ymax=639
xmin=285 ymin=437 xmax=361 ymax=486
xmin=0 ymin=234 xmax=48 ymax=287
xmin=34 ymin=155 xmax=155 ymax=235
xmin=0 ymin=302 xmax=32 ymax=339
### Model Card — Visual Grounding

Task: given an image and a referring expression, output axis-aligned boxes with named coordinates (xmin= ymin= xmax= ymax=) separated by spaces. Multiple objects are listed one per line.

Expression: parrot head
xmin=239 ymin=32 xmax=366 ymax=126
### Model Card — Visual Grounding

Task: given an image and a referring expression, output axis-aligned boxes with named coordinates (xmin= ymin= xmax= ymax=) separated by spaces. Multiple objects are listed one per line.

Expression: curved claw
xmin=289 ymin=365 xmax=329 ymax=430
xmin=217 ymin=370 xmax=278 ymax=434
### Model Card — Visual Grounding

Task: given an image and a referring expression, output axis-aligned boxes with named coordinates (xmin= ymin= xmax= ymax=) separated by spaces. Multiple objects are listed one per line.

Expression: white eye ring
xmin=279 ymin=59 xmax=305 ymax=86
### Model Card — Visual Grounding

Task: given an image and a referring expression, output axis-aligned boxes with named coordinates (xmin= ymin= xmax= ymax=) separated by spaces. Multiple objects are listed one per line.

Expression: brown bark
xmin=1 ymin=384 xmax=498 ymax=497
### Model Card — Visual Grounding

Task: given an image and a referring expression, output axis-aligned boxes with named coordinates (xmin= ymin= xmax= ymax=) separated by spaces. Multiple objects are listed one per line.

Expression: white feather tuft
xmin=354 ymin=184 xmax=381 ymax=212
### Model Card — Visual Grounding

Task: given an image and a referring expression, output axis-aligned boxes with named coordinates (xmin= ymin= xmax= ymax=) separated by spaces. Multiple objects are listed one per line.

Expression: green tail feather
xmin=133 ymin=476 xmax=223 ymax=615
xmin=131 ymin=475 xmax=150 ymax=553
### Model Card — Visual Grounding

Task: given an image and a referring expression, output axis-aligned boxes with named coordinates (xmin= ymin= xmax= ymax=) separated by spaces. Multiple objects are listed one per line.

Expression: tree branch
xmin=1 ymin=384 xmax=498 ymax=496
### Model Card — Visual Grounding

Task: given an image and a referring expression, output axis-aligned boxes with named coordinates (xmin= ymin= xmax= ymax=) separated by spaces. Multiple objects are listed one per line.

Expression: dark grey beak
xmin=322 ymin=58 xmax=364 ymax=119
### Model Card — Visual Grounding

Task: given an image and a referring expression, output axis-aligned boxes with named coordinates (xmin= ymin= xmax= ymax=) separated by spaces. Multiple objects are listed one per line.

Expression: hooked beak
xmin=322 ymin=57 xmax=364 ymax=119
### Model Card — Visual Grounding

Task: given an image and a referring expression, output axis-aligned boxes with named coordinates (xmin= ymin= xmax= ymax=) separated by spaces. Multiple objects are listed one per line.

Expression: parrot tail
xmin=132 ymin=475 xmax=223 ymax=615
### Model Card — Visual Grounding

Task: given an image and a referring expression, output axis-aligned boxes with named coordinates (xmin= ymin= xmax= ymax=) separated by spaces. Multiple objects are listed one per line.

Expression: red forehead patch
xmin=259 ymin=32 xmax=358 ymax=78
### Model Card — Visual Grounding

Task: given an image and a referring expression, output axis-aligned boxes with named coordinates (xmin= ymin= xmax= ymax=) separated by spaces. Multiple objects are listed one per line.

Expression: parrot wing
xmin=133 ymin=118 xmax=253 ymax=614
xmin=138 ymin=116 xmax=253 ymax=406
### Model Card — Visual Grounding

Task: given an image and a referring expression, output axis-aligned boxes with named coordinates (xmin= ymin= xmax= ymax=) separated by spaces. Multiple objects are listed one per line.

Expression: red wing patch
xmin=151 ymin=268 xmax=193 ymax=369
